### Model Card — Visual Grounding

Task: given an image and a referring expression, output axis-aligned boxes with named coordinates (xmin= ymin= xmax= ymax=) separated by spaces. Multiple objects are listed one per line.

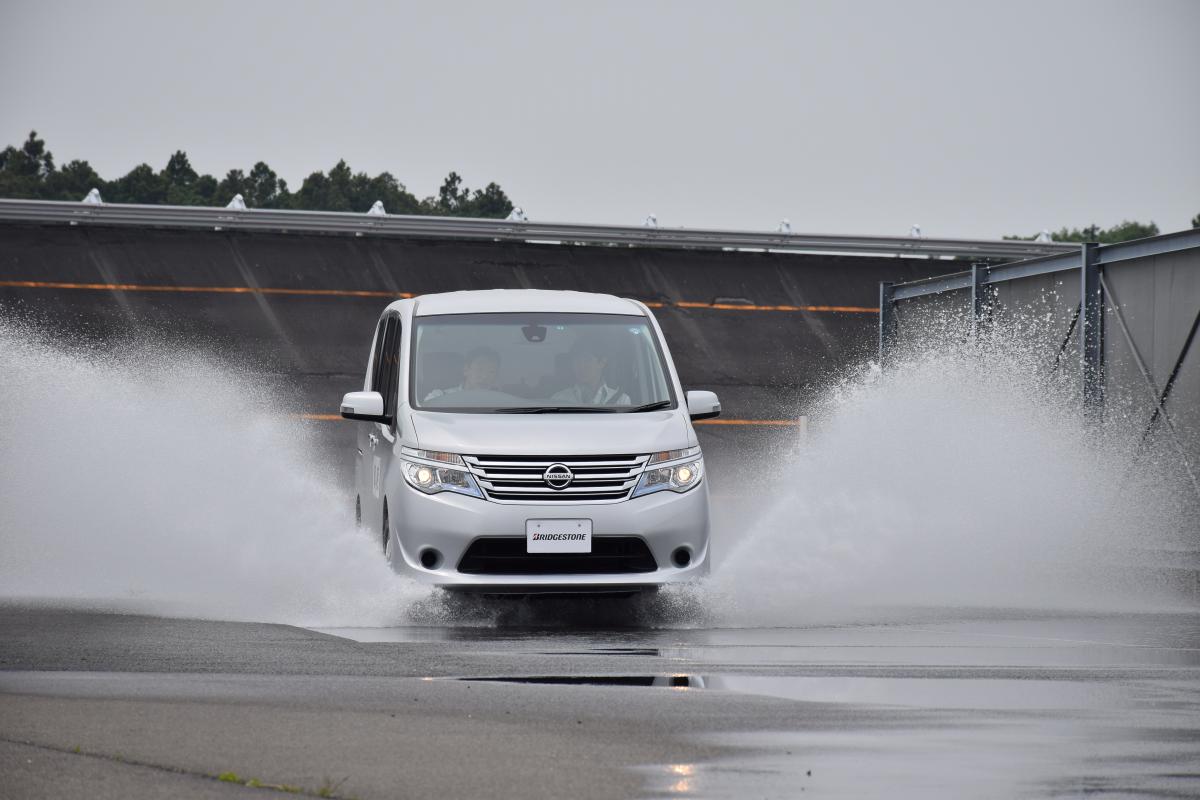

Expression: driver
xmin=551 ymin=338 xmax=630 ymax=406
xmin=423 ymin=347 xmax=500 ymax=402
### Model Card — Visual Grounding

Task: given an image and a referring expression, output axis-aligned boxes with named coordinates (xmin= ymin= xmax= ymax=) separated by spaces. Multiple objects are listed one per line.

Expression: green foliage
xmin=46 ymin=160 xmax=103 ymax=201
xmin=107 ymin=164 xmax=165 ymax=205
xmin=245 ymin=161 xmax=289 ymax=208
xmin=1005 ymin=220 xmax=1161 ymax=244
xmin=0 ymin=130 xmax=514 ymax=218
xmin=293 ymin=160 xmax=424 ymax=215
xmin=0 ymin=130 xmax=54 ymax=199
xmin=419 ymin=171 xmax=514 ymax=218
xmin=317 ymin=776 xmax=350 ymax=798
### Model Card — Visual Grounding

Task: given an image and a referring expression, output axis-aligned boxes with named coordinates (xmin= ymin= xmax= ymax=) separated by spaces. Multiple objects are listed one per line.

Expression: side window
xmin=369 ymin=317 xmax=389 ymax=391
xmin=383 ymin=317 xmax=402 ymax=421
xmin=371 ymin=315 xmax=401 ymax=425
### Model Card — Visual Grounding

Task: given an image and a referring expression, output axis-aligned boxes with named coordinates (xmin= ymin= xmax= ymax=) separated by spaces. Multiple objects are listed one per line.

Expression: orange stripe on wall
xmin=674 ymin=300 xmax=877 ymax=313
xmin=0 ymin=280 xmax=875 ymax=313
xmin=0 ymin=280 xmax=412 ymax=299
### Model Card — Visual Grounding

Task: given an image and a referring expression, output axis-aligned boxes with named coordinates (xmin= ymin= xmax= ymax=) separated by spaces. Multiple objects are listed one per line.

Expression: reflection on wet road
xmin=2 ymin=607 xmax=1198 ymax=798
xmin=312 ymin=610 xmax=1200 ymax=798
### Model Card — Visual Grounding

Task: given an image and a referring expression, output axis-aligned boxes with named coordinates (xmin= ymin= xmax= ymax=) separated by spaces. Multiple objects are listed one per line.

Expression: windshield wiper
xmin=494 ymin=406 xmax=617 ymax=414
xmin=622 ymin=400 xmax=673 ymax=413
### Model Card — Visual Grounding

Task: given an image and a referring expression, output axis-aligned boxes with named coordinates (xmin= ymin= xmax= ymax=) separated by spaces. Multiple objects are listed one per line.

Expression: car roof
xmin=410 ymin=289 xmax=645 ymax=317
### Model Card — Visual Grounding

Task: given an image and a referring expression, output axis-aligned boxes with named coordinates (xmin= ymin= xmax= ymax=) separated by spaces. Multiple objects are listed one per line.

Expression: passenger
xmin=551 ymin=339 xmax=630 ymax=405
xmin=423 ymin=347 xmax=500 ymax=402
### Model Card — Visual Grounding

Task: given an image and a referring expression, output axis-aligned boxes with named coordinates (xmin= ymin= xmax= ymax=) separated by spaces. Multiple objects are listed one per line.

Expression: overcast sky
xmin=3 ymin=0 xmax=1197 ymax=237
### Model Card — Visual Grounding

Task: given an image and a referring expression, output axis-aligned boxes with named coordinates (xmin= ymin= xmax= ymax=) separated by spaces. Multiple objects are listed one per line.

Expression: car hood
xmin=406 ymin=408 xmax=692 ymax=456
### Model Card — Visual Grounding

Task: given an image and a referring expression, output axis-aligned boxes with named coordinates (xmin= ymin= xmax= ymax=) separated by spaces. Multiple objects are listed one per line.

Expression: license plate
xmin=526 ymin=519 xmax=592 ymax=553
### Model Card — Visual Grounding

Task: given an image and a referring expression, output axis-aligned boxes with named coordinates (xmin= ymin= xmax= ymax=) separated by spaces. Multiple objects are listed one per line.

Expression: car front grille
xmin=463 ymin=453 xmax=649 ymax=503
xmin=457 ymin=536 xmax=658 ymax=574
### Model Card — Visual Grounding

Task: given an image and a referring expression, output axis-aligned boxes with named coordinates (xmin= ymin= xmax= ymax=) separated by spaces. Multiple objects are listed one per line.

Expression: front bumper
xmin=387 ymin=479 xmax=710 ymax=590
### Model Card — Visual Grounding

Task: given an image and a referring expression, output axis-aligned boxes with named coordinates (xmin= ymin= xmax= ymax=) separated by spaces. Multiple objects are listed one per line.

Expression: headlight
xmin=399 ymin=448 xmax=482 ymax=498
xmin=632 ymin=457 xmax=704 ymax=498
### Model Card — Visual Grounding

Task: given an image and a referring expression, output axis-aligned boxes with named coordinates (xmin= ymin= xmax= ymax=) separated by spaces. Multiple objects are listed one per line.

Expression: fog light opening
xmin=671 ymin=547 xmax=692 ymax=569
xmin=419 ymin=548 xmax=442 ymax=570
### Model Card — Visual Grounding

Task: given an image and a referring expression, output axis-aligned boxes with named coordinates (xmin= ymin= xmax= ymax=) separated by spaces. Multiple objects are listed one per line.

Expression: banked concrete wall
xmin=0 ymin=222 xmax=960 ymax=423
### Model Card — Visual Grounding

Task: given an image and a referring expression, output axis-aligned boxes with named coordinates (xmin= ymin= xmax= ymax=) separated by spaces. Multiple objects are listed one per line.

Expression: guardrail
xmin=0 ymin=198 xmax=1077 ymax=260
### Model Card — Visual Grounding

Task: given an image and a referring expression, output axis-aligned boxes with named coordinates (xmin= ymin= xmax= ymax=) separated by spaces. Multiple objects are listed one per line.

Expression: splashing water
xmin=704 ymin=321 xmax=1197 ymax=625
xmin=0 ymin=320 xmax=427 ymax=626
xmin=0 ymin=315 xmax=1193 ymax=629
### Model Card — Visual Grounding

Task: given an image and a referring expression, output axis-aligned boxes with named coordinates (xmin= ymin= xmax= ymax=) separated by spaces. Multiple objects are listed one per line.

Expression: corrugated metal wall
xmin=887 ymin=234 xmax=1200 ymax=505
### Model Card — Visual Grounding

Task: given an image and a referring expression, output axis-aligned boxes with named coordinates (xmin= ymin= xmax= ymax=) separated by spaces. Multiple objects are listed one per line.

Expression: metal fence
xmin=880 ymin=228 xmax=1200 ymax=496
xmin=0 ymin=198 xmax=1075 ymax=260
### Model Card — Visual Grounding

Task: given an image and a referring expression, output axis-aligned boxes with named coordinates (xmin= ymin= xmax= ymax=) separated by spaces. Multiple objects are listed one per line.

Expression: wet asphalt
xmin=2 ymin=606 xmax=1199 ymax=799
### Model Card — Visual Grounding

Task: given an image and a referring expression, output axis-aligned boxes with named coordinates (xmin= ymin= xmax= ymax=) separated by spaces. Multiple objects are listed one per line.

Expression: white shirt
xmin=550 ymin=383 xmax=631 ymax=406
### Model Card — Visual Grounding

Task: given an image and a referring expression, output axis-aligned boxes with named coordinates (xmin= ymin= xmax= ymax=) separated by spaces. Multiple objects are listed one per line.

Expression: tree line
xmin=1005 ymin=214 xmax=1200 ymax=243
xmin=0 ymin=131 xmax=514 ymax=218
xmin=3 ymin=131 xmax=1194 ymax=235
xmin=1005 ymin=220 xmax=1168 ymax=244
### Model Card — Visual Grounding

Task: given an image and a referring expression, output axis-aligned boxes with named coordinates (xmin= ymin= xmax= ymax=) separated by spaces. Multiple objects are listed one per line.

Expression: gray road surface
xmin=2 ymin=606 xmax=1199 ymax=799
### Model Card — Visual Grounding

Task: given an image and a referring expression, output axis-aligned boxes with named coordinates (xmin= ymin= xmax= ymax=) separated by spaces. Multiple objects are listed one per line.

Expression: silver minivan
xmin=340 ymin=289 xmax=719 ymax=594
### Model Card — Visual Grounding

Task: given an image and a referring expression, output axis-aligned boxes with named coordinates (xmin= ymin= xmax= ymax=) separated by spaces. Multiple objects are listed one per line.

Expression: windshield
xmin=410 ymin=313 xmax=675 ymax=413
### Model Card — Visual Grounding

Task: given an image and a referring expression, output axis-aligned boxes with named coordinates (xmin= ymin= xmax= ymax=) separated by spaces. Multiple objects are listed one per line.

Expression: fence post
xmin=1080 ymin=242 xmax=1104 ymax=414
xmin=879 ymin=281 xmax=896 ymax=364
xmin=970 ymin=262 xmax=991 ymax=339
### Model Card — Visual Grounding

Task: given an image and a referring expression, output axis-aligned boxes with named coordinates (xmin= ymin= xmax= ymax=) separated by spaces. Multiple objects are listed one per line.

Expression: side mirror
xmin=340 ymin=391 xmax=390 ymax=423
xmin=686 ymin=390 xmax=721 ymax=421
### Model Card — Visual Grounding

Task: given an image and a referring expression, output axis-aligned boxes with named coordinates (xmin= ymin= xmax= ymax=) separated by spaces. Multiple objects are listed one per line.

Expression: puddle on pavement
xmin=314 ymin=617 xmax=1200 ymax=670
xmin=537 ymin=647 xmax=662 ymax=656
xmin=456 ymin=673 xmax=1138 ymax=710
xmin=460 ymin=675 xmax=702 ymax=688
